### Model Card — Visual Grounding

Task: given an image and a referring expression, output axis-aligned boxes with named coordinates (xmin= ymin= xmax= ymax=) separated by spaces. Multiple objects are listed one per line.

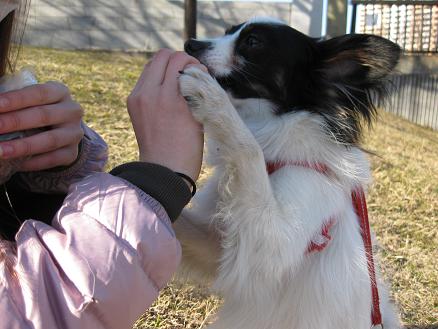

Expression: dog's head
xmin=184 ymin=17 xmax=401 ymax=145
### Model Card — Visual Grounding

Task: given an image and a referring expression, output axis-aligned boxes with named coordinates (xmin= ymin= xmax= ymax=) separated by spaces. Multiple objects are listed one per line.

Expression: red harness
xmin=266 ymin=161 xmax=383 ymax=327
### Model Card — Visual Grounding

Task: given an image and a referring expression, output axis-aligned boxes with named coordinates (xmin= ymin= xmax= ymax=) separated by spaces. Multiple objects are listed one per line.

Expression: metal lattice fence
xmin=388 ymin=74 xmax=438 ymax=130
xmin=351 ymin=1 xmax=438 ymax=130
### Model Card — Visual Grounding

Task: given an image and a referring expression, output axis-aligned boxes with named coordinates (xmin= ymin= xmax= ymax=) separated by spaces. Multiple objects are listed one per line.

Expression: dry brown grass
xmin=18 ymin=47 xmax=437 ymax=329
xmin=364 ymin=113 xmax=438 ymax=328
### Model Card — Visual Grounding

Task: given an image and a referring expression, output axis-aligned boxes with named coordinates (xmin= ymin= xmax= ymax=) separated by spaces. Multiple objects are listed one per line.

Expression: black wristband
xmin=175 ymin=172 xmax=197 ymax=196
xmin=109 ymin=162 xmax=192 ymax=221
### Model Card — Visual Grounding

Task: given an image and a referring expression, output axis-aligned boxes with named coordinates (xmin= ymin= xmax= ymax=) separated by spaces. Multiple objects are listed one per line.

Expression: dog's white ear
xmin=317 ymin=34 xmax=401 ymax=85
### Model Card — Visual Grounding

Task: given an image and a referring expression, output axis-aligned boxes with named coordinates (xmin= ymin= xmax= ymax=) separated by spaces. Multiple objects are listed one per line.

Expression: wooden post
xmin=327 ymin=0 xmax=348 ymax=37
xmin=184 ymin=0 xmax=197 ymax=41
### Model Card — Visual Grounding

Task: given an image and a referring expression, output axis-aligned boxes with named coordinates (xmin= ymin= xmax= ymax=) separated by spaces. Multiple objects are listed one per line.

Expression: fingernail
xmin=0 ymin=97 xmax=9 ymax=109
xmin=0 ymin=144 xmax=14 ymax=158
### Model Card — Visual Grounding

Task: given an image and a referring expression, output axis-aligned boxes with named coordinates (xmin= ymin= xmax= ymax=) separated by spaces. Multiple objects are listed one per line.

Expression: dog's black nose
xmin=184 ymin=39 xmax=212 ymax=56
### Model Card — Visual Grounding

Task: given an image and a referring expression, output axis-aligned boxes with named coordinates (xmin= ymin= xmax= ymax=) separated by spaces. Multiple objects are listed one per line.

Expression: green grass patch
xmin=18 ymin=46 xmax=437 ymax=328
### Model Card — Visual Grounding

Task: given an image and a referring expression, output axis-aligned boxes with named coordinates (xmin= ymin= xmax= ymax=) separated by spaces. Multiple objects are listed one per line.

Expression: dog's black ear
xmin=317 ymin=34 xmax=401 ymax=86
xmin=312 ymin=35 xmax=401 ymax=145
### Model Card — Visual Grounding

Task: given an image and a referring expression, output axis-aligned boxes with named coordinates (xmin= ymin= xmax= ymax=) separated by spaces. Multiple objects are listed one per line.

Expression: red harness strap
xmin=266 ymin=161 xmax=383 ymax=327
xmin=352 ymin=188 xmax=383 ymax=327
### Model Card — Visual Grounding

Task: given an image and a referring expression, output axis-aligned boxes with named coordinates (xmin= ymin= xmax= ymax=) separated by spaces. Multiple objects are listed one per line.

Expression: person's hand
xmin=127 ymin=49 xmax=205 ymax=182
xmin=0 ymin=82 xmax=84 ymax=171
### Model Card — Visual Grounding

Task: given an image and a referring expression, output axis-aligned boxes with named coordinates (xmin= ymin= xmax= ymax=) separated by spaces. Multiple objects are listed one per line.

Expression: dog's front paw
xmin=179 ymin=67 xmax=229 ymax=124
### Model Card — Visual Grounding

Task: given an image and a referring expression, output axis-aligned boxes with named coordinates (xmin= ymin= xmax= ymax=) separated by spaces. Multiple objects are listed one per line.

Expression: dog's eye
xmin=246 ymin=35 xmax=262 ymax=48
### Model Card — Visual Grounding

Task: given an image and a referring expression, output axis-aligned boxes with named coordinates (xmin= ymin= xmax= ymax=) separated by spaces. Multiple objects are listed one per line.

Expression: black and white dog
xmin=176 ymin=17 xmax=401 ymax=329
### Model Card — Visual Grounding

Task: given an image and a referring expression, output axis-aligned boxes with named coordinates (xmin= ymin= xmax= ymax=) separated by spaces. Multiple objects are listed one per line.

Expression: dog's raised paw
xmin=179 ymin=67 xmax=228 ymax=123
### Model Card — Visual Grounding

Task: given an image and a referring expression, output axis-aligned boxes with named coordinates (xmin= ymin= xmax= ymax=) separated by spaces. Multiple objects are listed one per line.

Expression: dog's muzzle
xmin=184 ymin=39 xmax=212 ymax=58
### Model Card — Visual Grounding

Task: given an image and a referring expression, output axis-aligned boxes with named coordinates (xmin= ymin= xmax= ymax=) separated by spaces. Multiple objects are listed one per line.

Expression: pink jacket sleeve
xmin=0 ymin=172 xmax=181 ymax=329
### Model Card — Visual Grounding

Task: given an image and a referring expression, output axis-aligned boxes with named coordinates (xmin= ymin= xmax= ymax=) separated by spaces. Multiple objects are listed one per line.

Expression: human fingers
xmin=163 ymin=51 xmax=200 ymax=92
xmin=142 ymin=48 xmax=175 ymax=87
xmin=0 ymin=100 xmax=83 ymax=134
xmin=0 ymin=81 xmax=70 ymax=113
xmin=130 ymin=63 xmax=150 ymax=95
xmin=0 ymin=124 xmax=83 ymax=160
xmin=18 ymin=144 xmax=80 ymax=172
xmin=130 ymin=49 xmax=174 ymax=96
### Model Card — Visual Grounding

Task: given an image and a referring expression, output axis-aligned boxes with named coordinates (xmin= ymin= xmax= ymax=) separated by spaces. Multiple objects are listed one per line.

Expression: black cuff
xmin=109 ymin=162 xmax=192 ymax=222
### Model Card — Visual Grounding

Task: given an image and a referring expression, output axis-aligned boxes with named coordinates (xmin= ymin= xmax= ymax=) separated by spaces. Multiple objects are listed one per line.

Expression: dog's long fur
xmin=176 ymin=17 xmax=401 ymax=329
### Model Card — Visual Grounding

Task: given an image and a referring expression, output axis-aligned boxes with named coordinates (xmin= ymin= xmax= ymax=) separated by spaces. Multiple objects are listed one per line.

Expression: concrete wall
xmin=22 ymin=0 xmax=325 ymax=51
xmin=397 ymin=55 xmax=438 ymax=75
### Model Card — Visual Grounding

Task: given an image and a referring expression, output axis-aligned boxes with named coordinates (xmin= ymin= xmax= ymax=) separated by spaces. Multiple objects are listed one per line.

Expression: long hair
xmin=0 ymin=0 xmax=29 ymax=271
xmin=0 ymin=0 xmax=29 ymax=77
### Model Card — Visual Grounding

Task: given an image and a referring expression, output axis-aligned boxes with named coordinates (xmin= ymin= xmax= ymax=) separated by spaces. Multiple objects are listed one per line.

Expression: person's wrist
xmin=138 ymin=153 xmax=198 ymax=182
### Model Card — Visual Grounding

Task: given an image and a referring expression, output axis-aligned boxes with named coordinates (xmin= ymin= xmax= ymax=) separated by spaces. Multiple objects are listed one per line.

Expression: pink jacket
xmin=0 ymin=126 xmax=183 ymax=329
